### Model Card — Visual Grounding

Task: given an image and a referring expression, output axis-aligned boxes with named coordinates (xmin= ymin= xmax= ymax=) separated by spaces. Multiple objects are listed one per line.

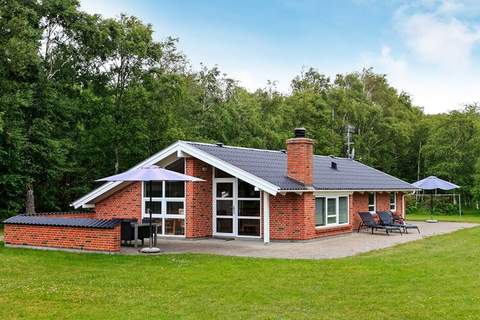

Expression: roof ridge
xmin=314 ymin=155 xmax=350 ymax=160
xmin=182 ymin=141 xmax=285 ymax=154
xmin=183 ymin=141 xmax=352 ymax=158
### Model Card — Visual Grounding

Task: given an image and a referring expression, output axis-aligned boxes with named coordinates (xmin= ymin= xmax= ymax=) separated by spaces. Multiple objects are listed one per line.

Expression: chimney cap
xmin=216 ymin=142 xmax=224 ymax=147
xmin=294 ymin=127 xmax=306 ymax=138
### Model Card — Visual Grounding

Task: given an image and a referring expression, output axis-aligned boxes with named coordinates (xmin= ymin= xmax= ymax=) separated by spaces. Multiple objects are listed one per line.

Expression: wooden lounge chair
xmin=357 ymin=212 xmax=402 ymax=235
xmin=377 ymin=211 xmax=420 ymax=234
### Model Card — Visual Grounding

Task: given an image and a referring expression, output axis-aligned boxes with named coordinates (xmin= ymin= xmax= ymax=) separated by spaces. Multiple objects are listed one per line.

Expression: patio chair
xmin=357 ymin=212 xmax=402 ymax=235
xmin=138 ymin=218 xmax=158 ymax=247
xmin=377 ymin=211 xmax=420 ymax=234
xmin=120 ymin=219 xmax=138 ymax=246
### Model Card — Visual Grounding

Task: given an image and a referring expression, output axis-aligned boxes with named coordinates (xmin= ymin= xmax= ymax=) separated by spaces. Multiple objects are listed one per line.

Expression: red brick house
xmin=4 ymin=128 xmax=416 ymax=251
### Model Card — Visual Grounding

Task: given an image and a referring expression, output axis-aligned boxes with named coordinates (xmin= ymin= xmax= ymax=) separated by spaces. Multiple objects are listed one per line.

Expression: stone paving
xmin=122 ymin=221 xmax=477 ymax=259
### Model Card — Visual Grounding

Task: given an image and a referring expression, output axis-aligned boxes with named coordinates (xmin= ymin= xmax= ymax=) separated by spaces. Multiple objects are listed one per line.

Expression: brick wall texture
xmin=269 ymin=192 xmax=316 ymax=240
xmin=286 ymin=138 xmax=314 ymax=185
xmin=185 ymin=158 xmax=213 ymax=238
xmin=4 ymin=224 xmax=120 ymax=252
xmin=269 ymin=191 xmax=404 ymax=240
xmin=94 ymin=182 xmax=142 ymax=221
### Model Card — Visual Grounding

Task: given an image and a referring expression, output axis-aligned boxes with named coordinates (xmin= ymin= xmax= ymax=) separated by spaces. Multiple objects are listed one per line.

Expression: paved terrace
xmin=123 ymin=222 xmax=477 ymax=259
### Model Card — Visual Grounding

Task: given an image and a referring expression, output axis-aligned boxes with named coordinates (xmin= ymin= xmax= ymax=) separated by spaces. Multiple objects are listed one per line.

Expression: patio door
xmin=214 ymin=179 xmax=235 ymax=236
xmin=214 ymin=177 xmax=261 ymax=238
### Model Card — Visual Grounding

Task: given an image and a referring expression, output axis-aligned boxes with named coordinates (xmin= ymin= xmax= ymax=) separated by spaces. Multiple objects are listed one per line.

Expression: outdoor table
xmin=133 ymin=222 xmax=158 ymax=248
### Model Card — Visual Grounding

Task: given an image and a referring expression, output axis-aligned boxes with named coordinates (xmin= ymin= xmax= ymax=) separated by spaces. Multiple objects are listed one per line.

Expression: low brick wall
xmin=4 ymin=223 xmax=121 ymax=252
xmin=315 ymin=224 xmax=353 ymax=237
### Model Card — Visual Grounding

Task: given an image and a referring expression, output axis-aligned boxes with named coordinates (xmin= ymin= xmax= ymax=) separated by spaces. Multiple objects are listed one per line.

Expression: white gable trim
xmin=71 ymin=141 xmax=279 ymax=208
xmin=179 ymin=142 xmax=279 ymax=195
xmin=71 ymin=142 xmax=182 ymax=208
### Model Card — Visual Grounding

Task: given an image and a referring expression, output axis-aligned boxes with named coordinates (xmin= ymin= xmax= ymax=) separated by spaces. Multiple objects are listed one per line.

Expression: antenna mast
xmin=345 ymin=124 xmax=355 ymax=159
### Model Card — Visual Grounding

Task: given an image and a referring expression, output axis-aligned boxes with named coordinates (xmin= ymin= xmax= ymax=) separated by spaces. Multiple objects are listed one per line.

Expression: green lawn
xmin=407 ymin=212 xmax=480 ymax=223
xmin=2 ymin=228 xmax=480 ymax=319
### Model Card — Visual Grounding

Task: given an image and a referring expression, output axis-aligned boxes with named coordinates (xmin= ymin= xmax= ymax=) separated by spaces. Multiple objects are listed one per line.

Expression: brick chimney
xmin=286 ymin=128 xmax=314 ymax=186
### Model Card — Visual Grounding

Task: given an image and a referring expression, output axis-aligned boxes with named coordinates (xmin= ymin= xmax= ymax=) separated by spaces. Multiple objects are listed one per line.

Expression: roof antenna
xmin=345 ymin=124 xmax=355 ymax=159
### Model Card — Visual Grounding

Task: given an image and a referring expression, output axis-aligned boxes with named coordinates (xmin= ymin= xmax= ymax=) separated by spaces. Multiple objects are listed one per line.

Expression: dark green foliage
xmin=1 ymin=0 xmax=479 ymax=217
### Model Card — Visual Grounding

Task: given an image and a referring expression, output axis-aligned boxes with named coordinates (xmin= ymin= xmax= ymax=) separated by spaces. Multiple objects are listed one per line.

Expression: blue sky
xmin=81 ymin=0 xmax=480 ymax=114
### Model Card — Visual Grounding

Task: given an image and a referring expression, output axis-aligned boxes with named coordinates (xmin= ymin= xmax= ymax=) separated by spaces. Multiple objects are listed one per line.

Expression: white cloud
xmin=364 ymin=1 xmax=480 ymax=113
xmin=378 ymin=46 xmax=408 ymax=77
xmin=437 ymin=0 xmax=465 ymax=15
xmin=364 ymin=45 xmax=480 ymax=114
xmin=396 ymin=12 xmax=480 ymax=69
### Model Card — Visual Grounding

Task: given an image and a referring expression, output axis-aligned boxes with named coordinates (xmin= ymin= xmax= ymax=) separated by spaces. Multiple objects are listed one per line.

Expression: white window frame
xmin=213 ymin=169 xmax=261 ymax=239
xmin=141 ymin=181 xmax=186 ymax=238
xmin=368 ymin=192 xmax=376 ymax=213
xmin=315 ymin=194 xmax=350 ymax=228
xmin=390 ymin=192 xmax=397 ymax=211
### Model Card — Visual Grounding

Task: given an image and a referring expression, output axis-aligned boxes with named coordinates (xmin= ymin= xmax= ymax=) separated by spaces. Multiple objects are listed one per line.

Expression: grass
xmin=2 ymin=228 xmax=480 ymax=319
xmin=407 ymin=213 xmax=480 ymax=223
xmin=407 ymin=209 xmax=480 ymax=223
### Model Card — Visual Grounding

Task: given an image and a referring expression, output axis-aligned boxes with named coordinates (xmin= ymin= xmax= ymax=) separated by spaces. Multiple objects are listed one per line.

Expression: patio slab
xmin=122 ymin=221 xmax=477 ymax=259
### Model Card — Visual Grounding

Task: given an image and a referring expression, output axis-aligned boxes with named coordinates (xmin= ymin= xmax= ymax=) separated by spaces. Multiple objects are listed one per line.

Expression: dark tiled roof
xmin=2 ymin=215 xmax=120 ymax=229
xmin=186 ymin=142 xmax=415 ymax=191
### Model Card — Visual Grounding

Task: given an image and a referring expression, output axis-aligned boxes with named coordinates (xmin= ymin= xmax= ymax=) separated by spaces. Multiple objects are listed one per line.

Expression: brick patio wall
xmin=94 ymin=182 xmax=142 ymax=222
xmin=4 ymin=224 xmax=121 ymax=252
xmin=185 ymin=158 xmax=213 ymax=238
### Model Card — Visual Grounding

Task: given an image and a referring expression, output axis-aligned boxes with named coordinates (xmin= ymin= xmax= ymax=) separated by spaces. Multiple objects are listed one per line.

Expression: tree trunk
xmin=417 ymin=141 xmax=422 ymax=181
xmin=25 ymin=183 xmax=35 ymax=214
xmin=114 ymin=147 xmax=119 ymax=173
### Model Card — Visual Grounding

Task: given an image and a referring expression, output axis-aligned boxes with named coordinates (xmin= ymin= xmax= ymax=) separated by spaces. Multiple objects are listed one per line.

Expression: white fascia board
xmin=279 ymin=188 xmax=418 ymax=193
xmin=72 ymin=141 xmax=280 ymax=208
xmin=71 ymin=142 xmax=183 ymax=208
xmin=178 ymin=142 xmax=279 ymax=195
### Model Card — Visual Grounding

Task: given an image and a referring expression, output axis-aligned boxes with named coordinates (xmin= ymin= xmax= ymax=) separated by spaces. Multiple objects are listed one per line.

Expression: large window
xmin=368 ymin=192 xmax=376 ymax=212
xmin=315 ymin=195 xmax=349 ymax=227
xmin=237 ymin=180 xmax=260 ymax=237
xmin=390 ymin=192 xmax=396 ymax=211
xmin=142 ymin=160 xmax=185 ymax=236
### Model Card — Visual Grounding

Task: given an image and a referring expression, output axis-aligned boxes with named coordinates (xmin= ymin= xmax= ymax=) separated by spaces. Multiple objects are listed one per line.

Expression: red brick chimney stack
xmin=286 ymin=128 xmax=314 ymax=186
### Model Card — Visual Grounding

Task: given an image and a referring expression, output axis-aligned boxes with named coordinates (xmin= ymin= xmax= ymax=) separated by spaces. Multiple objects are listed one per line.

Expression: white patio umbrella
xmin=97 ymin=165 xmax=204 ymax=253
xmin=412 ymin=176 xmax=460 ymax=222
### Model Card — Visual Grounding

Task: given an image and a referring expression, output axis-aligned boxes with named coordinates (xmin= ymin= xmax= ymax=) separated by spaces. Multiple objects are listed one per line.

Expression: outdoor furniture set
xmin=121 ymin=219 xmax=159 ymax=248
xmin=358 ymin=211 xmax=420 ymax=235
